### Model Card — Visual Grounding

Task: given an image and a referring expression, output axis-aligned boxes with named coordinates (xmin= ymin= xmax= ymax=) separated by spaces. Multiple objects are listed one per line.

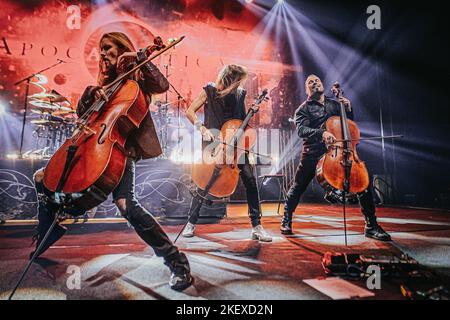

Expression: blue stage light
xmin=0 ymin=102 xmax=7 ymax=117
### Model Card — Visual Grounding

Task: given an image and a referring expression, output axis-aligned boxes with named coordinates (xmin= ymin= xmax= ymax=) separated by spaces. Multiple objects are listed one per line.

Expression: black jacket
xmin=294 ymin=96 xmax=354 ymax=157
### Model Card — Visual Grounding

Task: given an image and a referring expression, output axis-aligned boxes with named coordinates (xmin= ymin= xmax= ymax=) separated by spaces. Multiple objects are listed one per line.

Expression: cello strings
xmin=70 ymin=85 xmax=114 ymax=143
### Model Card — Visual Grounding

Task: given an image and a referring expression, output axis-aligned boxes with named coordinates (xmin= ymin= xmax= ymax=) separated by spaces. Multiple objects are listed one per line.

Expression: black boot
xmin=359 ymin=189 xmax=391 ymax=241
xmin=364 ymin=216 xmax=391 ymax=241
xmin=30 ymin=223 xmax=67 ymax=259
xmin=124 ymin=200 xmax=193 ymax=290
xmin=280 ymin=212 xmax=293 ymax=235
xmin=164 ymin=252 xmax=193 ymax=291
xmin=30 ymin=192 xmax=67 ymax=259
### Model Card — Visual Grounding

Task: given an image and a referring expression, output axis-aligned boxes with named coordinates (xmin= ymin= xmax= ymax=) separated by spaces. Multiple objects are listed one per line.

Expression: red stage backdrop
xmin=0 ymin=0 xmax=300 ymax=126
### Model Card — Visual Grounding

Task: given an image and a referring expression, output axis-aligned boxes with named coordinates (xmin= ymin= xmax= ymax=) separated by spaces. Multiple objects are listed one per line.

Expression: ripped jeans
xmin=111 ymin=158 xmax=179 ymax=258
xmin=34 ymin=158 xmax=180 ymax=260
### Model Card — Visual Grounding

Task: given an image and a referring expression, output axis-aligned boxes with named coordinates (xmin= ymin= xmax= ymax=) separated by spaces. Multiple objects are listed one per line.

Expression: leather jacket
xmin=294 ymin=96 xmax=354 ymax=158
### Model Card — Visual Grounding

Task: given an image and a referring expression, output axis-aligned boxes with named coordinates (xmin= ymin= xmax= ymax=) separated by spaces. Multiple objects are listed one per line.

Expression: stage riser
xmin=0 ymin=158 xmax=328 ymax=220
xmin=0 ymin=159 xmax=226 ymax=220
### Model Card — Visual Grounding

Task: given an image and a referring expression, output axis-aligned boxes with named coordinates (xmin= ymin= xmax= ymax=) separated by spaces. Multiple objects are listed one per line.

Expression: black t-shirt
xmin=222 ymin=92 xmax=238 ymax=122
xmin=202 ymin=83 xmax=247 ymax=130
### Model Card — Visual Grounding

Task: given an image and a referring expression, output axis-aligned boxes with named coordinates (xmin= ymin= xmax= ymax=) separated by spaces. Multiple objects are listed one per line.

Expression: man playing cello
xmin=280 ymin=74 xmax=391 ymax=241
xmin=31 ymin=32 xmax=193 ymax=291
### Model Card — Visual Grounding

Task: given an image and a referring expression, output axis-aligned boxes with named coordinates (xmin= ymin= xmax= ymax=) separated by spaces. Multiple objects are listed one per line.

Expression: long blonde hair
xmin=97 ymin=32 xmax=137 ymax=86
xmin=215 ymin=64 xmax=248 ymax=98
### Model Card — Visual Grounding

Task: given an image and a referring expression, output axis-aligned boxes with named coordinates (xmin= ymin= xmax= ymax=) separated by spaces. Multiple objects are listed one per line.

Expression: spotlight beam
xmin=250 ymin=4 xmax=282 ymax=60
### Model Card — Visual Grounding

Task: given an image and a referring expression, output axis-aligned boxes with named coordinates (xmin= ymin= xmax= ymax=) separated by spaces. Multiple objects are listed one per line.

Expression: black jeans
xmin=111 ymin=158 xmax=179 ymax=258
xmin=188 ymin=163 xmax=262 ymax=227
xmin=35 ymin=158 xmax=180 ymax=259
xmin=284 ymin=155 xmax=376 ymax=221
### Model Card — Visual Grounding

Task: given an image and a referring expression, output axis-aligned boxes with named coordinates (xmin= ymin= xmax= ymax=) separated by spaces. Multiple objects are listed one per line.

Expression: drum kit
xmin=24 ymin=93 xmax=185 ymax=159
xmin=151 ymin=100 xmax=185 ymax=157
xmin=13 ymin=56 xmax=190 ymax=159
xmin=25 ymin=91 xmax=77 ymax=159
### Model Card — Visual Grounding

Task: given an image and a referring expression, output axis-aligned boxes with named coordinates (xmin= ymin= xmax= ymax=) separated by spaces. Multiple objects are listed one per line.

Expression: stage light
xmin=245 ymin=0 xmax=254 ymax=3
xmin=6 ymin=153 xmax=19 ymax=159
xmin=169 ymin=149 xmax=202 ymax=164
xmin=0 ymin=103 xmax=6 ymax=117
xmin=277 ymin=0 xmax=285 ymax=4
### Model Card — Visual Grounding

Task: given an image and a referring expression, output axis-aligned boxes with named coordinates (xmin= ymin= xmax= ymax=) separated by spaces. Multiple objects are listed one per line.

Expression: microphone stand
xmin=164 ymin=65 xmax=169 ymax=105
xmin=168 ymin=82 xmax=187 ymax=146
xmin=163 ymin=65 xmax=186 ymax=148
xmin=15 ymin=59 xmax=65 ymax=158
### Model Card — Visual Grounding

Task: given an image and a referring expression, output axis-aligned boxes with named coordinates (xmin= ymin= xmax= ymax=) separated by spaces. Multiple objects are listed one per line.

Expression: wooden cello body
xmin=43 ymin=80 xmax=148 ymax=212
xmin=41 ymin=36 xmax=183 ymax=214
xmin=191 ymin=120 xmax=257 ymax=198
xmin=316 ymin=117 xmax=369 ymax=197
xmin=316 ymin=86 xmax=369 ymax=203
xmin=191 ymin=89 xmax=267 ymax=199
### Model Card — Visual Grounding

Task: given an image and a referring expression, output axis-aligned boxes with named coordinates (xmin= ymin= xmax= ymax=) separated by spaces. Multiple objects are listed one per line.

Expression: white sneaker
xmin=251 ymin=224 xmax=272 ymax=242
xmin=182 ymin=222 xmax=196 ymax=238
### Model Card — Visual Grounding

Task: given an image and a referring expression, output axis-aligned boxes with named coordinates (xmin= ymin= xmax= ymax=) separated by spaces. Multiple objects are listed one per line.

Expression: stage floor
xmin=0 ymin=203 xmax=449 ymax=300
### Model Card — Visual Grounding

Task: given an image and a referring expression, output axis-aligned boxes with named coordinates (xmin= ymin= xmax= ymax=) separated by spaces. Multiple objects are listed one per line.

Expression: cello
xmin=191 ymin=89 xmax=269 ymax=199
xmin=42 ymin=36 xmax=184 ymax=213
xmin=316 ymin=82 xmax=403 ymax=204
xmin=315 ymin=82 xmax=403 ymax=245
xmin=316 ymin=83 xmax=369 ymax=204
xmin=315 ymin=82 xmax=368 ymax=246
xmin=173 ymin=89 xmax=269 ymax=243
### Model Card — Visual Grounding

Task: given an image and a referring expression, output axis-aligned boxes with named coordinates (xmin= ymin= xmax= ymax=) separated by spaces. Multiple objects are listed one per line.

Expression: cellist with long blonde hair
xmin=184 ymin=64 xmax=272 ymax=242
xmin=31 ymin=32 xmax=193 ymax=291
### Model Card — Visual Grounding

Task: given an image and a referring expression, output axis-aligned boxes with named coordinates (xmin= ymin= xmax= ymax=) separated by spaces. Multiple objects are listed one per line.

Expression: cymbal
xmin=29 ymin=91 xmax=70 ymax=104
xmin=30 ymin=100 xmax=72 ymax=114
xmin=30 ymin=107 xmax=61 ymax=115
xmin=28 ymin=93 xmax=57 ymax=100
xmin=31 ymin=108 xmax=50 ymax=115
xmin=29 ymin=100 xmax=61 ymax=110
xmin=53 ymin=109 xmax=76 ymax=116
xmin=31 ymin=119 xmax=63 ymax=126
xmin=49 ymin=89 xmax=70 ymax=103
xmin=56 ymin=106 xmax=71 ymax=112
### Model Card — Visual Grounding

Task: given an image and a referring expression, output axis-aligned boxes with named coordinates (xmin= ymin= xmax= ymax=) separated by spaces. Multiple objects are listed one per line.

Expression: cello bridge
xmin=77 ymin=123 xmax=96 ymax=136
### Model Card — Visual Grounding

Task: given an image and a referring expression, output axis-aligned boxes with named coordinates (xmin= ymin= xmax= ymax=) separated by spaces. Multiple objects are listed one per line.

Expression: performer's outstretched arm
xmin=135 ymin=50 xmax=169 ymax=94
